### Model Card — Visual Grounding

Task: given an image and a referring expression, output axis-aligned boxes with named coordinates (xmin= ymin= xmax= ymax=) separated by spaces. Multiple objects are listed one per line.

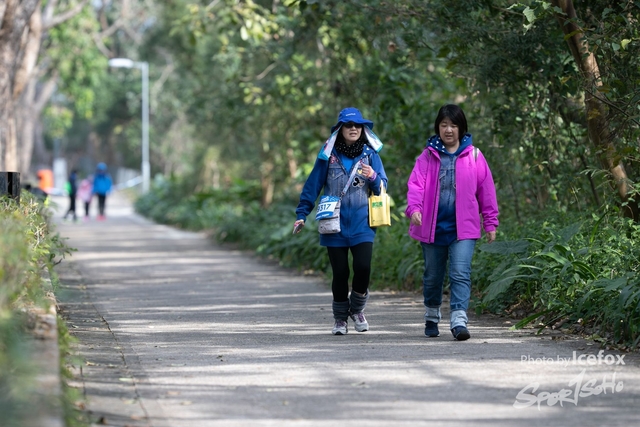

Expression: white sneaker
xmin=332 ymin=319 xmax=348 ymax=335
xmin=350 ymin=312 xmax=369 ymax=332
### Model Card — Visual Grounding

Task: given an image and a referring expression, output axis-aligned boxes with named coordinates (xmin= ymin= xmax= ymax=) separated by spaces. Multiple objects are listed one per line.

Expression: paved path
xmin=51 ymin=192 xmax=640 ymax=427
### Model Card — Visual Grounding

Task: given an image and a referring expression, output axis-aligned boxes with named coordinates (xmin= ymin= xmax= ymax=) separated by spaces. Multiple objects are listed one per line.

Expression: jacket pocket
xmin=327 ymin=165 xmax=346 ymax=192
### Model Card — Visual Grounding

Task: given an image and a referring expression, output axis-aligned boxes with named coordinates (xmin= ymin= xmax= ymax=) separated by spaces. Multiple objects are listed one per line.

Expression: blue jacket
xmin=92 ymin=171 xmax=112 ymax=195
xmin=296 ymin=144 xmax=388 ymax=247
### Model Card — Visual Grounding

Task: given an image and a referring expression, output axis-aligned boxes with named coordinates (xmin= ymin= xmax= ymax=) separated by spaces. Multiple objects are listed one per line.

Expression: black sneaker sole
xmin=424 ymin=329 xmax=440 ymax=337
xmin=452 ymin=329 xmax=470 ymax=341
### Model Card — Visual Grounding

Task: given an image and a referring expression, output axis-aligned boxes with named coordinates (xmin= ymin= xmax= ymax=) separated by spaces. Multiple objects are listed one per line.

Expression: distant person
xmin=63 ymin=169 xmax=78 ymax=222
xmin=36 ymin=169 xmax=54 ymax=194
xmin=77 ymin=176 xmax=93 ymax=221
xmin=92 ymin=163 xmax=112 ymax=221
xmin=406 ymin=104 xmax=499 ymax=341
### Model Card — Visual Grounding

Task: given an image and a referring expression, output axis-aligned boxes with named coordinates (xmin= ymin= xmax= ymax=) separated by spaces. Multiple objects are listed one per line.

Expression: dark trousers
xmin=97 ymin=194 xmax=106 ymax=216
xmin=326 ymin=242 xmax=373 ymax=302
xmin=84 ymin=201 xmax=90 ymax=217
xmin=64 ymin=194 xmax=77 ymax=219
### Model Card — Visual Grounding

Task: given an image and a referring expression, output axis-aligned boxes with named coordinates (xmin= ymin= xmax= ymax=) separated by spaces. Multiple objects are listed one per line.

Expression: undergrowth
xmin=0 ymin=193 xmax=73 ymax=425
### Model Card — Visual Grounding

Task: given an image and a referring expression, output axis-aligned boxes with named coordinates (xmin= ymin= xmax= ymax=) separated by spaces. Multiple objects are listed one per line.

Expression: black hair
xmin=434 ymin=104 xmax=468 ymax=141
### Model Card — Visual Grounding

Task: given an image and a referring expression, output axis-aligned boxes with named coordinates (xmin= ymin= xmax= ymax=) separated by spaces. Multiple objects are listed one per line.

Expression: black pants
xmin=64 ymin=193 xmax=77 ymax=219
xmin=84 ymin=201 xmax=90 ymax=217
xmin=97 ymin=194 xmax=106 ymax=216
xmin=326 ymin=242 xmax=373 ymax=302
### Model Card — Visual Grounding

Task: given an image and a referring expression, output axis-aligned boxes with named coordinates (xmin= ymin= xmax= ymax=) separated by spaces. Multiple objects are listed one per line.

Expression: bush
xmin=0 ymin=193 xmax=71 ymax=424
xmin=476 ymin=211 xmax=640 ymax=349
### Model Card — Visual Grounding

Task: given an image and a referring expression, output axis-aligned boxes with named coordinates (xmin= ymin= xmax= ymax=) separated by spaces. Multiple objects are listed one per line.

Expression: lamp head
xmin=108 ymin=58 xmax=135 ymax=68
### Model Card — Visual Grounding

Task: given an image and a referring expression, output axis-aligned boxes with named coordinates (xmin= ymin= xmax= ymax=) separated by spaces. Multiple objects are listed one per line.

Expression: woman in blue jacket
xmin=92 ymin=162 xmax=113 ymax=221
xmin=293 ymin=108 xmax=388 ymax=335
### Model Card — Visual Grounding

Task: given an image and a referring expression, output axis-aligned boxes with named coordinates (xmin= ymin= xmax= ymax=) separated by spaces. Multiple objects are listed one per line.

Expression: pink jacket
xmin=405 ymin=145 xmax=499 ymax=243
xmin=77 ymin=179 xmax=93 ymax=203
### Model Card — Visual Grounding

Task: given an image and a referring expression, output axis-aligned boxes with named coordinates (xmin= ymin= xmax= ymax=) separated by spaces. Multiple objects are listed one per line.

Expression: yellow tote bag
xmin=368 ymin=182 xmax=391 ymax=227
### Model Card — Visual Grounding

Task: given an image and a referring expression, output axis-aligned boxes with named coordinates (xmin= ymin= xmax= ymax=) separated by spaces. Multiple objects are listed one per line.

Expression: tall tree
xmin=0 ymin=0 xmax=40 ymax=171
xmin=550 ymin=0 xmax=638 ymax=219
xmin=16 ymin=0 xmax=92 ymax=176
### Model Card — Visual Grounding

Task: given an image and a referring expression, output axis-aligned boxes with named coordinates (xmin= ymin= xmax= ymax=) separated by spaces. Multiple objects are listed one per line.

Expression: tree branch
xmin=91 ymin=33 xmax=111 ymax=57
xmin=239 ymin=62 xmax=277 ymax=82
xmin=151 ymin=48 xmax=175 ymax=97
xmin=585 ymin=88 xmax=640 ymax=128
xmin=44 ymin=0 xmax=90 ymax=30
xmin=13 ymin=4 xmax=42 ymax=99
xmin=43 ymin=0 xmax=58 ymax=24
xmin=34 ymin=71 xmax=59 ymax=114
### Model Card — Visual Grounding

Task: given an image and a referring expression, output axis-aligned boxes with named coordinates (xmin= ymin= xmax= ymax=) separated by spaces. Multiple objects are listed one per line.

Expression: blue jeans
xmin=421 ymin=240 xmax=476 ymax=329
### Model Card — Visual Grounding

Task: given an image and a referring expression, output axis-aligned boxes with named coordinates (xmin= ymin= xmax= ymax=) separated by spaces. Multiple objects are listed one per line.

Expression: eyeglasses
xmin=343 ymin=122 xmax=363 ymax=129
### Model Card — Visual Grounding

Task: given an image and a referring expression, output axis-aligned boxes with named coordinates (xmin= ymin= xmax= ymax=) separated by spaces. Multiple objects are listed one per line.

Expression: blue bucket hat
xmin=330 ymin=107 xmax=374 ymax=133
xmin=97 ymin=162 xmax=107 ymax=171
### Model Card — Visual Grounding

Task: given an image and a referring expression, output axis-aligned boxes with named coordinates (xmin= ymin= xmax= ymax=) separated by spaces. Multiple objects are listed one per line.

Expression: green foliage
xmin=0 ymin=194 xmax=68 ymax=312
xmin=135 ymin=175 xmax=262 ymax=232
xmin=476 ymin=209 xmax=640 ymax=347
xmin=45 ymin=5 xmax=107 ymax=119
xmin=0 ymin=193 xmax=72 ymax=425
xmin=0 ymin=317 xmax=35 ymax=426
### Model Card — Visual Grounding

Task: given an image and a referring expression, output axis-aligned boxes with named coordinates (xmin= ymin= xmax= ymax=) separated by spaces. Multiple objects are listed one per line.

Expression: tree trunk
xmin=18 ymin=72 xmax=57 ymax=177
xmin=551 ymin=0 xmax=638 ymax=220
xmin=32 ymin=117 xmax=49 ymax=170
xmin=260 ymin=159 xmax=274 ymax=208
xmin=0 ymin=0 xmax=40 ymax=170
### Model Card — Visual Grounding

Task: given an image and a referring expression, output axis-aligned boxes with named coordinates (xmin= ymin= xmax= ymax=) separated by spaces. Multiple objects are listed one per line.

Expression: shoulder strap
xmin=473 ymin=147 xmax=479 ymax=161
xmin=339 ymin=163 xmax=361 ymax=198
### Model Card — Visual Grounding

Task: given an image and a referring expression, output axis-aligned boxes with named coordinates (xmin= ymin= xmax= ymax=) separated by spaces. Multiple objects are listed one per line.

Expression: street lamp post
xmin=108 ymin=58 xmax=150 ymax=193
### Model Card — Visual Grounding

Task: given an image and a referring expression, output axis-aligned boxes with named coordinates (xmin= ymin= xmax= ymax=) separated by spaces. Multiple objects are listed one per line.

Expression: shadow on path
xmin=51 ymin=192 xmax=640 ymax=427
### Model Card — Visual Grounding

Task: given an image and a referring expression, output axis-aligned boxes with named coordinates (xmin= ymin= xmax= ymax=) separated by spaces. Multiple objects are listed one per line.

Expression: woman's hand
xmin=486 ymin=230 xmax=496 ymax=243
xmin=410 ymin=212 xmax=422 ymax=226
xmin=292 ymin=219 xmax=305 ymax=234
xmin=361 ymin=163 xmax=374 ymax=179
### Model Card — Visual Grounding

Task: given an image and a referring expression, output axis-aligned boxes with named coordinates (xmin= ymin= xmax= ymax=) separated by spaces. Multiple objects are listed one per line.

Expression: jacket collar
xmin=427 ymin=133 xmax=473 ymax=156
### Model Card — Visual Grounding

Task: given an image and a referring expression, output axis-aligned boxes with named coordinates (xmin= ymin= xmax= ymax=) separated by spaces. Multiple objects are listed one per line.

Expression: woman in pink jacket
xmin=406 ymin=104 xmax=499 ymax=341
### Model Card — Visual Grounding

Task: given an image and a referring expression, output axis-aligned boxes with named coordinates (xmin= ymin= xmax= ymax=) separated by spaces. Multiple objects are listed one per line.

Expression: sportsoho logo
xmin=513 ymin=351 xmax=625 ymax=410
